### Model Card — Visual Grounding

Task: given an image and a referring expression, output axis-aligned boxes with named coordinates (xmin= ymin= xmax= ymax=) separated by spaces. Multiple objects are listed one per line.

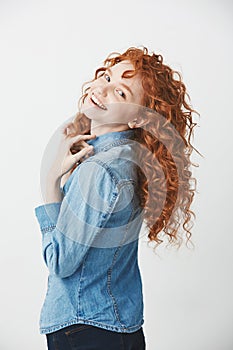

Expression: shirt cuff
xmin=34 ymin=202 xmax=62 ymax=233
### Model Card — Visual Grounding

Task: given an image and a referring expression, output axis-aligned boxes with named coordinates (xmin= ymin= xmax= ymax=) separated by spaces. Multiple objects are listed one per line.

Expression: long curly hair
xmin=67 ymin=46 xmax=201 ymax=249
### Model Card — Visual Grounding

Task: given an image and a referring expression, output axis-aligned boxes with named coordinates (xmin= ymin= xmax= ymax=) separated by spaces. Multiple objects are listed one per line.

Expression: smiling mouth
xmin=90 ymin=93 xmax=107 ymax=110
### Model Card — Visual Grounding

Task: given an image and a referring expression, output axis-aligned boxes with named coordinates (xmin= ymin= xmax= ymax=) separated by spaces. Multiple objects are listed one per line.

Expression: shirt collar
xmin=86 ymin=128 xmax=139 ymax=155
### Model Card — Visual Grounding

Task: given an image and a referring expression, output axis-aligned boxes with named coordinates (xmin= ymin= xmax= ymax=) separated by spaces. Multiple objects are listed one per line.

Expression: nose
xmin=94 ymin=84 xmax=108 ymax=97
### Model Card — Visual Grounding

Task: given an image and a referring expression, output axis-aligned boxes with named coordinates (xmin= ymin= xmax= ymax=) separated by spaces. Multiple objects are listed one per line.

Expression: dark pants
xmin=46 ymin=323 xmax=146 ymax=350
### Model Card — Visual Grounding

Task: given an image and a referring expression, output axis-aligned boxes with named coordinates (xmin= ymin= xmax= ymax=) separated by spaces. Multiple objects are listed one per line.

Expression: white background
xmin=0 ymin=0 xmax=233 ymax=349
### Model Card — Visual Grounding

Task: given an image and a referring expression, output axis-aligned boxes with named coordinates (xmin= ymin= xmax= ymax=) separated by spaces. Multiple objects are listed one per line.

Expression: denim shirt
xmin=34 ymin=128 xmax=145 ymax=335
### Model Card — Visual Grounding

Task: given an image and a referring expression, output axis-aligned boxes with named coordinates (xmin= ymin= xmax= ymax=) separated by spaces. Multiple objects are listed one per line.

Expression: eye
xmin=116 ymin=89 xmax=126 ymax=99
xmin=104 ymin=74 xmax=111 ymax=82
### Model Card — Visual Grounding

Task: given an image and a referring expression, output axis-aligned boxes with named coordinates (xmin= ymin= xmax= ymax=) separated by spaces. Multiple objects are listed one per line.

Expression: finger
xmin=73 ymin=134 xmax=96 ymax=141
xmin=62 ymin=122 xmax=74 ymax=136
xmin=75 ymin=140 xmax=92 ymax=147
xmin=73 ymin=146 xmax=94 ymax=162
xmin=69 ymin=133 xmax=96 ymax=146
xmin=70 ymin=140 xmax=94 ymax=153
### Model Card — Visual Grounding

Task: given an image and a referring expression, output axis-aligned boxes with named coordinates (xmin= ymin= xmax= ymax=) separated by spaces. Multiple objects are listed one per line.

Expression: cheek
xmin=80 ymin=102 xmax=141 ymax=124
xmin=85 ymin=81 xmax=98 ymax=96
xmin=106 ymin=103 xmax=141 ymax=122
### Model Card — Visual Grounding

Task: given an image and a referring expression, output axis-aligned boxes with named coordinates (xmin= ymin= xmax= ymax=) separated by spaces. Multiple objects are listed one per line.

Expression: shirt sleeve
xmin=34 ymin=160 xmax=121 ymax=278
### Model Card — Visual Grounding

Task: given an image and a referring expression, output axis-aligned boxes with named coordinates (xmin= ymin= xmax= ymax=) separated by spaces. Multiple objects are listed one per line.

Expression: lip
xmin=90 ymin=93 xmax=107 ymax=110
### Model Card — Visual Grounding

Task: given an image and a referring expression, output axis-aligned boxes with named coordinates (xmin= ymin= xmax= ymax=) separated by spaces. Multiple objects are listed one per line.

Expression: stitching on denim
xmin=41 ymin=161 xmax=121 ymax=240
xmin=105 ymin=182 xmax=135 ymax=330
xmin=117 ymin=179 xmax=135 ymax=191
xmin=41 ymin=225 xmax=56 ymax=234
xmin=77 ymin=255 xmax=88 ymax=319
xmin=107 ymin=246 xmax=125 ymax=328
xmin=87 ymin=161 xmax=121 ymax=225
xmin=94 ymin=138 xmax=135 ymax=154
xmin=111 ymin=181 xmax=137 ymax=247
xmin=120 ymin=182 xmax=137 ymax=246
xmin=106 ymin=181 xmax=138 ymax=330
xmin=84 ymin=158 xmax=119 ymax=187
xmin=41 ymin=318 xmax=144 ymax=334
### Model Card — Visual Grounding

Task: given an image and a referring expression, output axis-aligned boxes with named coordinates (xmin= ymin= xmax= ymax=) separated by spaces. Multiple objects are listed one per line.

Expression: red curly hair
xmin=67 ymin=46 xmax=200 ymax=249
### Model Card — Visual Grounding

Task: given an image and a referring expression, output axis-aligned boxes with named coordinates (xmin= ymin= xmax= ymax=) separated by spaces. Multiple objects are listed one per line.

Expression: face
xmin=80 ymin=61 xmax=145 ymax=130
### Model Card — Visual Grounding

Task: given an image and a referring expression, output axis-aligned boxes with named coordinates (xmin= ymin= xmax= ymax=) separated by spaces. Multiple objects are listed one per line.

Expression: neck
xmin=90 ymin=121 xmax=131 ymax=137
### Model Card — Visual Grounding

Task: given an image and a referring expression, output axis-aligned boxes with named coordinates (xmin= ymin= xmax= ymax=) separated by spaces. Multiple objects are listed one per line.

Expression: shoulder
xmin=87 ymin=143 xmax=139 ymax=184
xmin=63 ymin=157 xmax=118 ymax=197
xmin=62 ymin=140 xmax=139 ymax=194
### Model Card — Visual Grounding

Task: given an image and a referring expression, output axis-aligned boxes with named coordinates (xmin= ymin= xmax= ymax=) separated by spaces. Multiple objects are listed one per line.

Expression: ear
xmin=128 ymin=116 xmax=149 ymax=129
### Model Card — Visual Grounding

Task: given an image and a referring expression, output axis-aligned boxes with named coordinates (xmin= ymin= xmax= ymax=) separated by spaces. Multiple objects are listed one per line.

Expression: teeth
xmin=91 ymin=94 xmax=107 ymax=110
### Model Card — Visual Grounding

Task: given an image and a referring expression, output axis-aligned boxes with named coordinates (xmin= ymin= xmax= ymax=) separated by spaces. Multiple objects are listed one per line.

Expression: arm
xmin=34 ymin=160 xmax=119 ymax=278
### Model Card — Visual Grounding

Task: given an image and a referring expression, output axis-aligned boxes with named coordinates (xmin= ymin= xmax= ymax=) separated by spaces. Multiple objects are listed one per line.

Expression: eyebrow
xmin=106 ymin=67 xmax=133 ymax=96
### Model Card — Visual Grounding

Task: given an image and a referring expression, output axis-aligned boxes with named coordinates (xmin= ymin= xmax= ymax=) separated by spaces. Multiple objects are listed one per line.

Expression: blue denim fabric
xmin=34 ymin=128 xmax=145 ymax=335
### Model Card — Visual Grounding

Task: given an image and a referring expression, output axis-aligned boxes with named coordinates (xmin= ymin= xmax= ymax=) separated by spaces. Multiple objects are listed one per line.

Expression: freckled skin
xmin=81 ymin=61 xmax=146 ymax=137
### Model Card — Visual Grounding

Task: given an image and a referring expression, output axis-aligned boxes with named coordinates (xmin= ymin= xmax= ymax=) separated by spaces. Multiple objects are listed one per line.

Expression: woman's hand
xmin=44 ymin=122 xmax=96 ymax=203
xmin=48 ymin=122 xmax=96 ymax=182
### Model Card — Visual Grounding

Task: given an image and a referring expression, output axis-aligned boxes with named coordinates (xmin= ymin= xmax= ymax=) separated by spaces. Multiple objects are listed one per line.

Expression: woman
xmin=34 ymin=46 xmax=199 ymax=350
